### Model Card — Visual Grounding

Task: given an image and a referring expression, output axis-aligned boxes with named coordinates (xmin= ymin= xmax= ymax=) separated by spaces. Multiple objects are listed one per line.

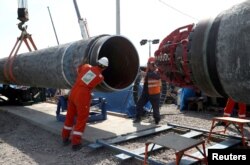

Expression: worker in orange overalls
xmin=133 ymin=57 xmax=161 ymax=124
xmin=223 ymin=97 xmax=246 ymax=119
xmin=61 ymin=57 xmax=109 ymax=151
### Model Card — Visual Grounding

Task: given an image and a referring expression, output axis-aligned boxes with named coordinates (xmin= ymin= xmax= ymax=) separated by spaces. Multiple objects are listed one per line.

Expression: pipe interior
xmin=98 ymin=36 xmax=139 ymax=90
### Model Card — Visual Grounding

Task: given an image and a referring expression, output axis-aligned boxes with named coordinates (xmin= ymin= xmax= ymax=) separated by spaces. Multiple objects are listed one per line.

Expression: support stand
xmin=207 ymin=117 xmax=250 ymax=146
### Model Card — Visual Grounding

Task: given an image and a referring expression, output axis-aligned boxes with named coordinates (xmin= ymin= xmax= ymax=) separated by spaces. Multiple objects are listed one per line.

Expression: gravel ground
xmin=0 ymin=104 xmax=249 ymax=165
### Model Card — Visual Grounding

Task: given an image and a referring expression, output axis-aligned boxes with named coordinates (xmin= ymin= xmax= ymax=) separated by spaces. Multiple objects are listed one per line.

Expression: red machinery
xmin=153 ymin=1 xmax=250 ymax=104
xmin=155 ymin=24 xmax=194 ymax=88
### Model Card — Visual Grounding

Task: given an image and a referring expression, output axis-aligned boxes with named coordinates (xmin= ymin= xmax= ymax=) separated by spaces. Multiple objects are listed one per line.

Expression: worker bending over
xmin=223 ymin=97 xmax=246 ymax=119
xmin=133 ymin=57 xmax=161 ymax=124
xmin=61 ymin=57 xmax=109 ymax=151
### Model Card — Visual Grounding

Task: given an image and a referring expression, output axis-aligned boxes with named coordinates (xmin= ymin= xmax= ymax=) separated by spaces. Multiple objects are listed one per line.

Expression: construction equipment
xmin=0 ymin=2 xmax=139 ymax=93
xmin=57 ymin=97 xmax=107 ymax=123
xmin=0 ymin=0 xmax=46 ymax=105
xmin=1 ymin=1 xmax=140 ymax=117
xmin=3 ymin=25 xmax=37 ymax=84
xmin=17 ymin=0 xmax=29 ymax=31
xmin=0 ymin=85 xmax=46 ymax=105
xmin=154 ymin=1 xmax=250 ymax=104
xmin=73 ymin=0 xmax=89 ymax=39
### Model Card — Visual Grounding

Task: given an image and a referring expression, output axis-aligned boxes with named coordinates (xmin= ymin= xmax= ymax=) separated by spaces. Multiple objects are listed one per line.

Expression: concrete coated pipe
xmin=189 ymin=1 xmax=250 ymax=102
xmin=0 ymin=35 xmax=139 ymax=92
xmin=155 ymin=1 xmax=250 ymax=103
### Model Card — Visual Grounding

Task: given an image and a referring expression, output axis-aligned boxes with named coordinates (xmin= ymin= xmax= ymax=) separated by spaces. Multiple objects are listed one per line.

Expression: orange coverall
xmin=62 ymin=64 xmax=104 ymax=145
xmin=223 ymin=98 xmax=246 ymax=119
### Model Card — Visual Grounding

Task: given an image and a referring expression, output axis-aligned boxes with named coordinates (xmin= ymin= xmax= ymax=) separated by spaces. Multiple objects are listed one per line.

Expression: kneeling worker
xmin=61 ymin=57 xmax=109 ymax=151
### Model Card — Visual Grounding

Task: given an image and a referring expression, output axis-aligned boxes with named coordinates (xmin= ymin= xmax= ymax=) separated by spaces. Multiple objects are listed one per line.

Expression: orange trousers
xmin=61 ymin=88 xmax=91 ymax=145
xmin=223 ymin=98 xmax=246 ymax=119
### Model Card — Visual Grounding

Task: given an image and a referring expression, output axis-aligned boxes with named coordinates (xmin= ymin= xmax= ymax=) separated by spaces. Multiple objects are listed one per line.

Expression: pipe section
xmin=0 ymin=35 xmax=139 ymax=92
xmin=190 ymin=1 xmax=250 ymax=102
xmin=155 ymin=1 xmax=250 ymax=103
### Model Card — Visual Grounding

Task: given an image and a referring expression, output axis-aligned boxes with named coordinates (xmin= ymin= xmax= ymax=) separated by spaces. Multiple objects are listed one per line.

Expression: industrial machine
xmin=154 ymin=1 xmax=250 ymax=104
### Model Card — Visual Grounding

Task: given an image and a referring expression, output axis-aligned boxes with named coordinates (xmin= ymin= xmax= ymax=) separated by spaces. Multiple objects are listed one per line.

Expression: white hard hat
xmin=98 ymin=57 xmax=109 ymax=67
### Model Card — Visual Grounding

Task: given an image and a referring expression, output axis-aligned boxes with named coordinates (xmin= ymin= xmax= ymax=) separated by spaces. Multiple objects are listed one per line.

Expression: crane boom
xmin=73 ymin=0 xmax=89 ymax=39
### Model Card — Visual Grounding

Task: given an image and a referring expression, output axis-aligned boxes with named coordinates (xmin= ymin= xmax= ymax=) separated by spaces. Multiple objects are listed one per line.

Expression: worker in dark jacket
xmin=61 ymin=57 xmax=108 ymax=151
xmin=133 ymin=57 xmax=161 ymax=124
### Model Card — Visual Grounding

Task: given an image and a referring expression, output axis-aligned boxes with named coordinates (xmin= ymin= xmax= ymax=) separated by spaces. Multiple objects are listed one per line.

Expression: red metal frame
xmin=207 ymin=117 xmax=250 ymax=146
xmin=4 ymin=29 xmax=37 ymax=83
xmin=144 ymin=138 xmax=208 ymax=165
xmin=155 ymin=24 xmax=194 ymax=87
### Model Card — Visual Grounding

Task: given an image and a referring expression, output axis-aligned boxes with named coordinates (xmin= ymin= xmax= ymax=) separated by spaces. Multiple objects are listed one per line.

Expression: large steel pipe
xmin=189 ymin=1 xmax=250 ymax=103
xmin=155 ymin=1 xmax=250 ymax=103
xmin=0 ymin=35 xmax=139 ymax=92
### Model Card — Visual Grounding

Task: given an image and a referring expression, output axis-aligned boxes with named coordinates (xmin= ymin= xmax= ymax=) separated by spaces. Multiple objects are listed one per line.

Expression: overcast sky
xmin=0 ymin=0 xmax=244 ymax=65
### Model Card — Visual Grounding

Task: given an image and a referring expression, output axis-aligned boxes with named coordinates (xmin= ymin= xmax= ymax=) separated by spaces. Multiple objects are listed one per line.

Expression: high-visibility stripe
xmin=238 ymin=114 xmax=246 ymax=118
xmin=148 ymin=81 xmax=161 ymax=85
xmin=73 ymin=131 xmax=83 ymax=136
xmin=148 ymin=80 xmax=160 ymax=83
xmin=148 ymin=78 xmax=161 ymax=95
xmin=148 ymin=84 xmax=159 ymax=87
xmin=63 ymin=125 xmax=73 ymax=130
xmin=223 ymin=113 xmax=231 ymax=117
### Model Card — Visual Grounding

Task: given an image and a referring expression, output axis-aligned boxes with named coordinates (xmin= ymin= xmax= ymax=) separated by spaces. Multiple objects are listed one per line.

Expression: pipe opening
xmin=95 ymin=36 xmax=139 ymax=91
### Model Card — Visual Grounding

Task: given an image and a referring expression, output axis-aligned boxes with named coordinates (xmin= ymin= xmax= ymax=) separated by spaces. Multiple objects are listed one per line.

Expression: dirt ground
xmin=0 ymin=110 xmax=141 ymax=165
xmin=0 ymin=104 xmax=249 ymax=165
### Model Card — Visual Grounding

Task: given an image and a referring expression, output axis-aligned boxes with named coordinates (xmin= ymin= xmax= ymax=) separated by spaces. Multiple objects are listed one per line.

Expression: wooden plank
xmin=116 ymin=130 xmax=202 ymax=160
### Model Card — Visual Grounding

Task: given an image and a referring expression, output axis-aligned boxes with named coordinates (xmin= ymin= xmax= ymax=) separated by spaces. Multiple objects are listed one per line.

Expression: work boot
xmin=133 ymin=117 xmax=141 ymax=123
xmin=72 ymin=144 xmax=83 ymax=151
xmin=155 ymin=119 xmax=161 ymax=125
xmin=62 ymin=138 xmax=71 ymax=146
